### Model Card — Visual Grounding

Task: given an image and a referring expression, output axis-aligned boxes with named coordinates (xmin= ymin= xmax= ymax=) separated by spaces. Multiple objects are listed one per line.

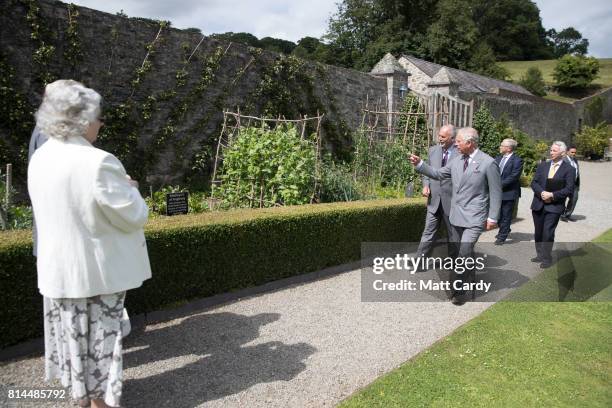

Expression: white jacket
xmin=28 ymin=136 xmax=152 ymax=298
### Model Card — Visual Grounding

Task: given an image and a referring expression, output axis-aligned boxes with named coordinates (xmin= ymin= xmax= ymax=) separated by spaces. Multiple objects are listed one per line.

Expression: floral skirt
xmin=43 ymin=292 xmax=130 ymax=407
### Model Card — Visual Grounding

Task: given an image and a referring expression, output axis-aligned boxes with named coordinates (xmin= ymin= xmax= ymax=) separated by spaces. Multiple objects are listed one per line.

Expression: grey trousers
xmin=448 ymin=224 xmax=484 ymax=275
xmin=416 ymin=204 xmax=455 ymax=258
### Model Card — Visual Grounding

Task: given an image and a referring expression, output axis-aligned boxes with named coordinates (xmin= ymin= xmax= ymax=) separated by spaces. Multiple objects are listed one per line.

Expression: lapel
xmin=500 ymin=154 xmax=513 ymax=176
xmin=458 ymin=150 xmax=481 ymax=190
xmin=553 ymin=159 xmax=565 ymax=180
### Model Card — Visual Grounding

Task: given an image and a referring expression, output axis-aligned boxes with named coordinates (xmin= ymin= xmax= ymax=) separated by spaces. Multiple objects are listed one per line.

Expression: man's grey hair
xmin=457 ymin=127 xmax=479 ymax=145
xmin=502 ymin=138 xmax=517 ymax=151
xmin=35 ymin=79 xmax=102 ymax=140
xmin=440 ymin=124 xmax=457 ymax=139
xmin=552 ymin=140 xmax=567 ymax=152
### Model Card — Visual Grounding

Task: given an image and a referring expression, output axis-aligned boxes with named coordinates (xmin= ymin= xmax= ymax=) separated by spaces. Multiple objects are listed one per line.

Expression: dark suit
xmin=494 ymin=153 xmax=523 ymax=241
xmin=417 ymin=144 xmax=458 ymax=257
xmin=563 ymin=156 xmax=580 ymax=218
xmin=530 ymin=160 xmax=575 ymax=263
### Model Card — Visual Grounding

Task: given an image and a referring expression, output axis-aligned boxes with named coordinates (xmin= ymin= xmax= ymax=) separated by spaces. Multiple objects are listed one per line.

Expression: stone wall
xmin=0 ymin=0 xmax=387 ymax=192
xmin=573 ymin=87 xmax=612 ymax=127
xmin=459 ymin=89 xmax=579 ymax=142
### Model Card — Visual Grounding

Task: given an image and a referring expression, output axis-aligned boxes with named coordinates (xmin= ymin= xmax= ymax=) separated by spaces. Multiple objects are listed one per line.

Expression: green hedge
xmin=0 ymin=199 xmax=426 ymax=349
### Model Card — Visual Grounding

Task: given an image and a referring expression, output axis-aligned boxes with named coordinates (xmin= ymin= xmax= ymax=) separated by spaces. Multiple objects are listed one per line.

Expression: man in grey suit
xmin=409 ymin=127 xmax=502 ymax=305
xmin=417 ymin=124 xmax=459 ymax=259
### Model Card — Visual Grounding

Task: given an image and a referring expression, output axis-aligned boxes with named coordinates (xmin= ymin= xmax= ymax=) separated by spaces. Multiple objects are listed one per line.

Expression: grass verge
xmin=499 ymin=58 xmax=612 ymax=103
xmin=339 ymin=230 xmax=612 ymax=408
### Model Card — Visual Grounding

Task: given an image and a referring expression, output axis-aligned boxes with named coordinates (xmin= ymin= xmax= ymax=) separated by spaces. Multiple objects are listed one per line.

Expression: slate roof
xmin=400 ymin=55 xmax=531 ymax=95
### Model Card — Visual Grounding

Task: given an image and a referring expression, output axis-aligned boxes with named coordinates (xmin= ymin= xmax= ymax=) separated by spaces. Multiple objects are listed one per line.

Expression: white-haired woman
xmin=28 ymin=79 xmax=151 ymax=408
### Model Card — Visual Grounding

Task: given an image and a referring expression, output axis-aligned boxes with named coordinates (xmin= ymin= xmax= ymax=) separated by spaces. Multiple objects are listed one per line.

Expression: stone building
xmin=397 ymin=54 xmax=531 ymax=97
xmin=371 ymin=53 xmax=612 ymax=142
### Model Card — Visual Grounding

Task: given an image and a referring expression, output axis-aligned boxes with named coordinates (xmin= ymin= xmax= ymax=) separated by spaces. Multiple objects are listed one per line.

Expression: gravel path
xmin=1 ymin=160 xmax=610 ymax=408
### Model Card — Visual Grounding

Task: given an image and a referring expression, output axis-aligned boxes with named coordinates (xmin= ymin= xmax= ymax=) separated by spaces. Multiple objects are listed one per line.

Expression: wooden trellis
xmin=425 ymin=92 xmax=474 ymax=137
xmin=354 ymin=95 xmax=431 ymax=192
xmin=211 ymin=110 xmax=324 ymax=208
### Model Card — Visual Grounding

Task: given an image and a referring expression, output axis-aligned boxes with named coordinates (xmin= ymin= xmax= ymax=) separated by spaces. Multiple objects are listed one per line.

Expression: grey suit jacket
xmin=422 ymin=144 xmax=458 ymax=215
xmin=417 ymin=149 xmax=502 ymax=228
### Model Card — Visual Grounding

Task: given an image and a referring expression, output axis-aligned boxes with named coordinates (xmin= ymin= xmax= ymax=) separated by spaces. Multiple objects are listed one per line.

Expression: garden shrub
xmin=214 ymin=124 xmax=317 ymax=208
xmin=0 ymin=198 xmax=426 ymax=348
xmin=553 ymin=54 xmax=600 ymax=89
xmin=519 ymin=67 xmax=547 ymax=97
xmin=575 ymin=122 xmax=609 ymax=159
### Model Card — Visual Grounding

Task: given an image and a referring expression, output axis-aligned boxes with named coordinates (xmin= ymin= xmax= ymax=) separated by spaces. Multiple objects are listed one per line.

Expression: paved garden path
xmin=1 ymin=160 xmax=610 ymax=408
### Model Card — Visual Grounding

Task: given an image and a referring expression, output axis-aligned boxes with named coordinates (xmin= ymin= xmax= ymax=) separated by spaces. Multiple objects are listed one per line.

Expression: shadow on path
xmin=122 ymin=312 xmax=316 ymax=407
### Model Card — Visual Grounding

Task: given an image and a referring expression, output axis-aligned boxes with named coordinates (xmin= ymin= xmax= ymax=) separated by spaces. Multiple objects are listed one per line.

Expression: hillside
xmin=499 ymin=59 xmax=612 ymax=103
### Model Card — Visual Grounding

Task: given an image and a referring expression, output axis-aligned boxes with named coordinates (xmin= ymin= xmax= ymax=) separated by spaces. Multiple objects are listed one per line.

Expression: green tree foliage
xmin=574 ymin=123 xmax=609 ymax=159
xmin=215 ymin=124 xmax=317 ymax=208
xmin=259 ymin=37 xmax=297 ymax=54
xmin=291 ymin=37 xmax=332 ymax=63
xmin=471 ymin=0 xmax=552 ymax=61
xmin=209 ymin=32 xmax=260 ymax=47
xmin=519 ymin=67 xmax=547 ymax=96
xmin=473 ymin=105 xmax=506 ymax=157
xmin=553 ymin=55 xmax=600 ymax=89
xmin=546 ymin=27 xmax=589 ymax=58
xmin=210 ymin=32 xmax=297 ymax=55
xmin=473 ymin=105 xmax=547 ymax=176
xmin=426 ymin=0 xmax=478 ymax=69
xmin=325 ymin=0 xmax=553 ymax=72
xmin=324 ymin=0 xmax=436 ymax=70
xmin=464 ymin=43 xmax=510 ymax=80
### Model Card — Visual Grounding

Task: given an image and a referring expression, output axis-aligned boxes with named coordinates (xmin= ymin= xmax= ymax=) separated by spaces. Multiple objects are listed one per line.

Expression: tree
xmin=465 ymin=42 xmax=510 ymax=80
xmin=519 ymin=67 xmax=546 ymax=96
xmin=324 ymin=0 xmax=438 ymax=70
xmin=472 ymin=105 xmax=508 ymax=157
xmin=209 ymin=32 xmax=260 ymax=48
xmin=553 ymin=55 xmax=600 ymax=89
xmin=259 ymin=37 xmax=297 ymax=54
xmin=292 ymin=37 xmax=331 ymax=63
xmin=426 ymin=0 xmax=478 ymax=69
xmin=546 ymin=27 xmax=589 ymax=58
xmin=471 ymin=0 xmax=552 ymax=60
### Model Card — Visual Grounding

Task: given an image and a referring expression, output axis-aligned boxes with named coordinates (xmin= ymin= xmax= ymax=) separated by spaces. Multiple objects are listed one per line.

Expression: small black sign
xmin=166 ymin=192 xmax=189 ymax=216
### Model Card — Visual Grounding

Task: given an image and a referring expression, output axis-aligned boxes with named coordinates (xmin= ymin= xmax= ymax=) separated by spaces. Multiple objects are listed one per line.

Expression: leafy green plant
xmin=574 ymin=122 xmax=609 ymax=159
xmin=145 ymin=185 xmax=210 ymax=217
xmin=473 ymin=105 xmax=508 ymax=157
xmin=352 ymin=95 xmax=427 ymax=200
xmin=553 ymin=54 xmax=600 ymax=89
xmin=474 ymin=105 xmax=547 ymax=177
xmin=519 ymin=67 xmax=547 ymax=96
xmin=319 ymin=156 xmax=361 ymax=202
xmin=215 ymin=124 xmax=317 ymax=208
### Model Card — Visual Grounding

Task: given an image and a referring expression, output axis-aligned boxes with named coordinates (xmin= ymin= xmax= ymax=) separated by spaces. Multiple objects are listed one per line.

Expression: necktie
xmin=548 ymin=162 xmax=559 ymax=178
xmin=442 ymin=149 xmax=448 ymax=167
xmin=499 ymin=156 xmax=509 ymax=174
xmin=463 ymin=154 xmax=469 ymax=172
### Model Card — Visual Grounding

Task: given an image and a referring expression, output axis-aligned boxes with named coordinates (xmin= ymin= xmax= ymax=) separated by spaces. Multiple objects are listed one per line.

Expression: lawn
xmin=339 ymin=230 xmax=612 ymax=408
xmin=499 ymin=58 xmax=612 ymax=103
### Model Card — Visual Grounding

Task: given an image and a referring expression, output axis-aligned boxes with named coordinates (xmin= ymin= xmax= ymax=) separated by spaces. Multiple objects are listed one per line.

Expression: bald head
xmin=438 ymin=124 xmax=456 ymax=148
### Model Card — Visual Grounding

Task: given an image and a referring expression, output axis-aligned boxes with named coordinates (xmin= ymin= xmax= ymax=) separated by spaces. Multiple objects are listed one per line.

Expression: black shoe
xmin=560 ymin=216 xmax=568 ymax=222
xmin=494 ymin=238 xmax=505 ymax=245
xmin=451 ymin=292 xmax=467 ymax=305
xmin=540 ymin=261 xmax=552 ymax=268
xmin=531 ymin=257 xmax=542 ymax=263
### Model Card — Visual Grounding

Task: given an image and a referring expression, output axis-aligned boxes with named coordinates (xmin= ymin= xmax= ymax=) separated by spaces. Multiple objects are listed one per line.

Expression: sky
xmin=70 ymin=0 xmax=612 ymax=58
